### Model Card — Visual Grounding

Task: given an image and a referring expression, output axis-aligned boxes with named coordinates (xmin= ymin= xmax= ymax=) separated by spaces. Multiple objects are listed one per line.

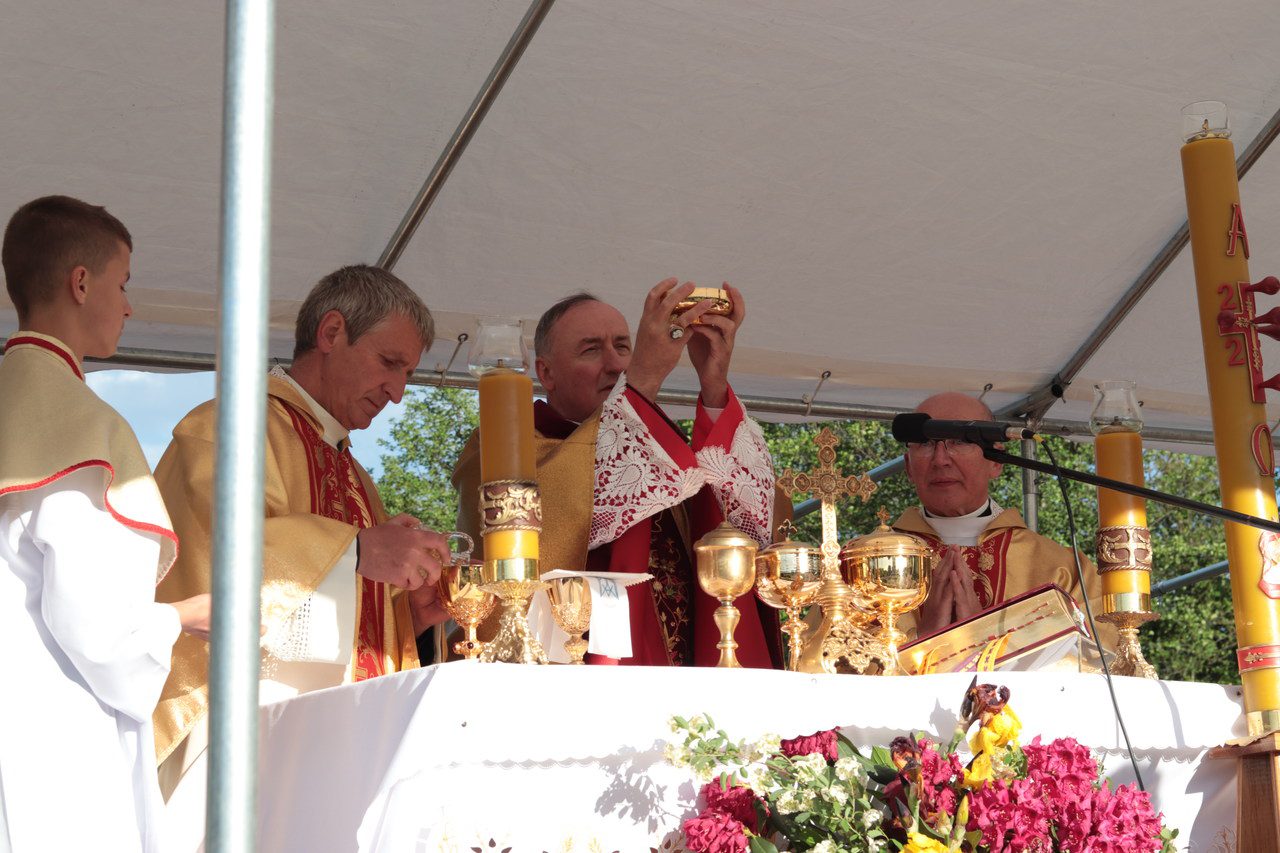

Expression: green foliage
xmin=375 ymin=386 xmax=478 ymax=532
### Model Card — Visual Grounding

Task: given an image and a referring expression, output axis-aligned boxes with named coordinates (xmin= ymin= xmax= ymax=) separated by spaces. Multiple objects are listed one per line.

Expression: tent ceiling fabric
xmin=4 ymin=1 xmax=1280 ymax=441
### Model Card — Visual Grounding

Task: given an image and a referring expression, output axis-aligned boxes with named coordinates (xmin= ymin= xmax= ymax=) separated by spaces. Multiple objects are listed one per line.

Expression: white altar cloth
xmin=253 ymin=664 xmax=1245 ymax=851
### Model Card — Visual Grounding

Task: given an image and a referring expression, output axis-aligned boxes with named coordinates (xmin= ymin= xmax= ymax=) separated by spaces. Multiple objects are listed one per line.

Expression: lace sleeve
xmin=589 ymin=383 xmax=706 ymax=549
xmin=695 ymin=416 xmax=775 ymax=547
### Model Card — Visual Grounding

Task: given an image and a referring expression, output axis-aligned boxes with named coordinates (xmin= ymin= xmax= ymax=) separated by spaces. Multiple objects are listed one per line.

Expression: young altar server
xmin=0 ymin=195 xmax=210 ymax=853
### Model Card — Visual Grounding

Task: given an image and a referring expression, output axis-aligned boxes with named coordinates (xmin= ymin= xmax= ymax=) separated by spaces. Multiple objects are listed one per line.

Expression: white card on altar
xmin=530 ymin=571 xmax=654 ymax=661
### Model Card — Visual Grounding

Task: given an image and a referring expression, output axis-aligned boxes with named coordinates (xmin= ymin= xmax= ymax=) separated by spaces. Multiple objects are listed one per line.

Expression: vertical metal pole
xmin=1021 ymin=438 xmax=1039 ymax=532
xmin=206 ymin=0 xmax=273 ymax=850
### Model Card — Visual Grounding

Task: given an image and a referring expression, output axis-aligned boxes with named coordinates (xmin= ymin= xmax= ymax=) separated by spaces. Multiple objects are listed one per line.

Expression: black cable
xmin=1040 ymin=439 xmax=1147 ymax=792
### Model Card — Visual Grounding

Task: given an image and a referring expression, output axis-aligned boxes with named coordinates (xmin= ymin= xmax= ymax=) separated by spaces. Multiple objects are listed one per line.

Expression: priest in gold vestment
xmin=152 ymin=266 xmax=453 ymax=818
xmin=896 ymin=392 xmax=1112 ymax=645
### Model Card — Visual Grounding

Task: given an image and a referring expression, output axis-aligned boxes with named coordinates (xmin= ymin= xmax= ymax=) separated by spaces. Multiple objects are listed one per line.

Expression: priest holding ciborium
xmin=451 ymin=279 xmax=788 ymax=667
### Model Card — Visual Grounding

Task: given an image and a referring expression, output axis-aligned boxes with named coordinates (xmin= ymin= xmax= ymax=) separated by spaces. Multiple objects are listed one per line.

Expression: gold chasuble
xmin=152 ymin=374 xmax=417 ymax=767
xmin=893 ymin=506 xmax=1114 ymax=646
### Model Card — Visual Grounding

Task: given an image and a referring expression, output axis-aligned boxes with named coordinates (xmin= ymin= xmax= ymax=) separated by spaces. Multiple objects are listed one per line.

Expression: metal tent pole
xmin=1021 ymin=437 xmax=1039 ymax=532
xmin=206 ymin=0 xmax=274 ymax=849
xmin=377 ymin=0 xmax=558 ymax=271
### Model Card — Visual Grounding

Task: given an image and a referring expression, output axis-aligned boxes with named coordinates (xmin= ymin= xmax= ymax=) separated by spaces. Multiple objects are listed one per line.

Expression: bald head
xmin=915 ymin=391 xmax=995 ymax=422
xmin=905 ymin=392 xmax=1003 ymax=517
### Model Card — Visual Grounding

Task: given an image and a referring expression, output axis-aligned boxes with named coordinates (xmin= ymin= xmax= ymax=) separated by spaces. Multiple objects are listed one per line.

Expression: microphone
xmin=890 ymin=412 xmax=1037 ymax=446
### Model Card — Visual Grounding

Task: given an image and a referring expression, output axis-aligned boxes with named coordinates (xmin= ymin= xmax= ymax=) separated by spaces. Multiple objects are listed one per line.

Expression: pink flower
xmin=682 ymin=809 xmax=749 ymax=853
xmin=700 ymin=781 xmax=765 ymax=834
xmin=966 ymin=777 xmax=1052 ymax=852
xmin=780 ymin=729 xmax=839 ymax=762
xmin=917 ymin=741 xmax=965 ymax=818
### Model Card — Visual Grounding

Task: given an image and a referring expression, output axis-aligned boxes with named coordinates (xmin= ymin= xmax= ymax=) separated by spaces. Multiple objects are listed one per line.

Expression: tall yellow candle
xmin=478 ymin=368 xmax=536 ymax=483
xmin=1182 ymin=107 xmax=1280 ymax=732
xmin=1095 ymin=430 xmax=1149 ymax=599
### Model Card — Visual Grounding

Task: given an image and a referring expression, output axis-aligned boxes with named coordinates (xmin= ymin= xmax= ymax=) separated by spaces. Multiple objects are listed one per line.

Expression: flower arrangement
xmin=663 ymin=682 xmax=1177 ymax=853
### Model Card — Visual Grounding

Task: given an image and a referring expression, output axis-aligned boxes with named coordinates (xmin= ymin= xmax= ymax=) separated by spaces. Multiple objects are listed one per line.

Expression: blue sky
xmin=86 ymin=370 xmax=408 ymax=478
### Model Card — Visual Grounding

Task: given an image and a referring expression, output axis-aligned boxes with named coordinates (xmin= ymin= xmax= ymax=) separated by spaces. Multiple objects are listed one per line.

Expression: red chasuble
xmin=282 ymin=401 xmax=388 ymax=680
xmin=537 ymin=387 xmax=779 ymax=668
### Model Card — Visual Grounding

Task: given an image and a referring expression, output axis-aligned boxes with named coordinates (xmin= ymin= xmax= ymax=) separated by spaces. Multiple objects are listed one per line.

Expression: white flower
xmin=757 ymin=733 xmax=782 ymax=755
xmin=744 ymin=763 xmax=777 ymax=795
xmin=834 ymin=757 xmax=860 ymax=782
xmin=867 ymin=838 xmax=885 ymax=853
xmin=667 ymin=717 xmax=685 ymax=734
xmin=823 ymin=785 xmax=849 ymax=805
xmin=776 ymin=790 xmax=802 ymax=814
xmin=796 ymin=753 xmax=828 ymax=776
xmin=694 ymin=764 xmax=716 ymax=783
xmin=663 ymin=744 xmax=690 ymax=768
xmin=689 ymin=714 xmax=711 ymax=734
xmin=812 ymin=842 xmax=837 ymax=853
xmin=861 ymin=808 xmax=882 ymax=829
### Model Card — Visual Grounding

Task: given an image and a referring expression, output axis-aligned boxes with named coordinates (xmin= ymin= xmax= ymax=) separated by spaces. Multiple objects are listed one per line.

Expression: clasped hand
xmin=626 ymin=278 xmax=746 ymax=408
xmin=915 ymin=547 xmax=983 ymax=636
xmin=356 ymin=514 xmax=452 ymax=631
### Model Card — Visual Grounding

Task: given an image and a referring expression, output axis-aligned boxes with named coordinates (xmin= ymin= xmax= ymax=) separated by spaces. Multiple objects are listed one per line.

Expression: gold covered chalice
xmin=547 ymin=575 xmax=592 ymax=664
xmin=755 ymin=521 xmax=823 ymax=671
xmin=694 ymin=521 xmax=758 ymax=668
xmin=672 ymin=286 xmax=733 ymax=323
xmin=842 ymin=509 xmax=933 ymax=675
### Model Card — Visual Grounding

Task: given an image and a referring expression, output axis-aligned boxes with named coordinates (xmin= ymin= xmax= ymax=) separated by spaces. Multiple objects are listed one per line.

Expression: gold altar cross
xmin=777 ymin=427 xmax=877 ymax=575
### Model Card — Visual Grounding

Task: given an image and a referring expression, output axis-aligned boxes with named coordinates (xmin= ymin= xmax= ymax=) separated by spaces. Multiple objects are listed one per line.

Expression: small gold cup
xmin=547 ymin=576 xmax=593 ymax=664
xmin=755 ymin=522 xmax=823 ymax=671
xmin=672 ymin=286 xmax=733 ymax=323
xmin=694 ymin=521 xmax=758 ymax=668
xmin=438 ymin=560 xmax=497 ymax=660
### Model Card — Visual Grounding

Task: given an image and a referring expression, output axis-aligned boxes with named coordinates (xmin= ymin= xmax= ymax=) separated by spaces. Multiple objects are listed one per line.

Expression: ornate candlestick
xmin=694 ymin=522 xmax=759 ymax=668
xmin=755 ymin=521 xmax=823 ymax=670
xmin=1091 ymin=380 xmax=1158 ymax=678
xmin=776 ymin=427 xmax=885 ymax=674
xmin=470 ymin=320 xmax=548 ymax=665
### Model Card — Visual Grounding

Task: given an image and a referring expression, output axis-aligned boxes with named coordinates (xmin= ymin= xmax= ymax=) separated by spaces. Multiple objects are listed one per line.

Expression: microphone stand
xmin=982 ymin=446 xmax=1280 ymax=534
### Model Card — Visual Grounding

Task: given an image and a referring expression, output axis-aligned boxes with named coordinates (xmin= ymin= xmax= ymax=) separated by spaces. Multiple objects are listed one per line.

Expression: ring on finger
xmin=668 ymin=324 xmax=684 ymax=340
xmin=417 ymin=566 xmax=429 ymax=580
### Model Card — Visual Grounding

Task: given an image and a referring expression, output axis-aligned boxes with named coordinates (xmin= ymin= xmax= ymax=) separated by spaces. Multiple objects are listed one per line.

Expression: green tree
xmin=376 ymin=386 xmax=479 ymax=532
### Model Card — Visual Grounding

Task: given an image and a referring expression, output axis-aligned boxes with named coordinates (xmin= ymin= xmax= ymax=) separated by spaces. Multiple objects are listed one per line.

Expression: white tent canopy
xmin=5 ymin=1 xmax=1280 ymax=442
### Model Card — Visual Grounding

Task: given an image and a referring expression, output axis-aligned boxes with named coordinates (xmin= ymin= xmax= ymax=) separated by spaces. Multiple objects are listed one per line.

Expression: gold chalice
xmin=694 ymin=521 xmax=759 ymax=668
xmin=843 ymin=509 xmax=933 ymax=675
xmin=547 ymin=575 xmax=592 ymax=664
xmin=438 ymin=560 xmax=497 ymax=660
xmin=755 ymin=521 xmax=823 ymax=671
xmin=672 ymin=286 xmax=733 ymax=323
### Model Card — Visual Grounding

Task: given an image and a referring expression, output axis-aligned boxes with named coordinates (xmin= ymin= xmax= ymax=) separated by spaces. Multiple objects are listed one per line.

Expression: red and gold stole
xmin=282 ymin=402 xmax=387 ymax=681
xmin=920 ymin=531 xmax=1015 ymax=609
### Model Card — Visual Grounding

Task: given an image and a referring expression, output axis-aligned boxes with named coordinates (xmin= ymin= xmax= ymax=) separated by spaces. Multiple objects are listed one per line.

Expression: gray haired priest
xmin=895 ymin=392 xmax=1111 ymax=643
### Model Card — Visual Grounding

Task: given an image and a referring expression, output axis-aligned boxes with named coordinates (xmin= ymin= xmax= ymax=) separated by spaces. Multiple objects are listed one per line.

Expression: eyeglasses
xmin=905 ymin=438 xmax=983 ymax=457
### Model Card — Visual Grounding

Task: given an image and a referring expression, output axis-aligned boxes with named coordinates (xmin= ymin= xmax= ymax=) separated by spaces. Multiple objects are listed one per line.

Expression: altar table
xmin=249 ymin=664 xmax=1244 ymax=851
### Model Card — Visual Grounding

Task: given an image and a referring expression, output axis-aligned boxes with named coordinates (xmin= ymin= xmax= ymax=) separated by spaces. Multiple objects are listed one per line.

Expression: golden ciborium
xmin=672 ymin=286 xmax=733 ymax=322
xmin=438 ymin=559 xmax=497 ymax=660
xmin=694 ymin=521 xmax=758 ymax=668
xmin=755 ymin=521 xmax=823 ymax=671
xmin=547 ymin=575 xmax=592 ymax=664
xmin=841 ymin=509 xmax=933 ymax=675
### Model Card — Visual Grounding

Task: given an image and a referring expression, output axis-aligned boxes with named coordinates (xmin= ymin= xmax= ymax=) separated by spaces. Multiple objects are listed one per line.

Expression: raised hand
xmin=686 ymin=282 xmax=744 ymax=408
xmin=626 ymin=278 xmax=718 ymax=402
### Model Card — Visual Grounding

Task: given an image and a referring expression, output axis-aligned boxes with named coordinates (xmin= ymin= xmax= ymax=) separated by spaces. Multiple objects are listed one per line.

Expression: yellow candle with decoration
xmin=1181 ymin=101 xmax=1280 ymax=732
xmin=478 ymin=370 xmax=539 ymax=566
xmin=1091 ymin=382 xmax=1151 ymax=604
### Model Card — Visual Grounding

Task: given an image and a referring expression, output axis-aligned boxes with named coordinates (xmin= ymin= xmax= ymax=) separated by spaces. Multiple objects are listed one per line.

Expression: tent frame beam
xmin=376 ymin=0 xmax=557 ymax=271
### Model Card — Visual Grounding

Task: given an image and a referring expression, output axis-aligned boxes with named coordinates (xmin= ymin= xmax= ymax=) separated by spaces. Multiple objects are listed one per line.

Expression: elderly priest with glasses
xmin=894 ymin=392 xmax=1111 ymax=643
